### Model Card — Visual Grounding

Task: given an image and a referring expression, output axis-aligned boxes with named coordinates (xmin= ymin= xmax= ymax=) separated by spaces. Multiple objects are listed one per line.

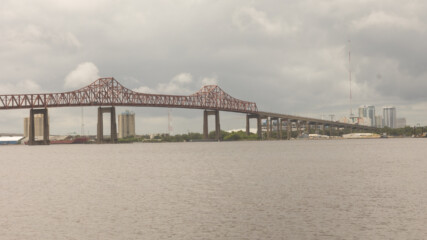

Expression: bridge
xmin=0 ymin=77 xmax=375 ymax=145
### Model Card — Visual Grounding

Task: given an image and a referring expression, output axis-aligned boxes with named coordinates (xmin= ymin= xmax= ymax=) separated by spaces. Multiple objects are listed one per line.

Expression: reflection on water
xmin=1 ymin=139 xmax=427 ymax=239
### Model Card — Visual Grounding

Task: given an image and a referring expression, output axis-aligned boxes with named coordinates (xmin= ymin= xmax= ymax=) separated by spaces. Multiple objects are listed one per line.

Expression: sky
xmin=1 ymin=0 xmax=427 ymax=135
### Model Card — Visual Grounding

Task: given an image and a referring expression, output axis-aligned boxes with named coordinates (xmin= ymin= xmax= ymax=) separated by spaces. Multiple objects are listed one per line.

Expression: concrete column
xmin=322 ymin=125 xmax=325 ymax=135
xmin=110 ymin=107 xmax=117 ymax=143
xmin=297 ymin=121 xmax=301 ymax=136
xmin=28 ymin=108 xmax=49 ymax=145
xmin=278 ymin=119 xmax=282 ymax=139
xmin=305 ymin=122 xmax=309 ymax=134
xmin=257 ymin=115 xmax=262 ymax=139
xmin=97 ymin=107 xmax=103 ymax=143
xmin=287 ymin=119 xmax=291 ymax=140
xmin=43 ymin=109 xmax=49 ymax=144
xmin=270 ymin=118 xmax=273 ymax=134
xmin=315 ymin=123 xmax=318 ymax=134
xmin=246 ymin=114 xmax=250 ymax=135
xmin=215 ymin=110 xmax=220 ymax=141
xmin=29 ymin=109 xmax=35 ymax=145
xmin=266 ymin=117 xmax=270 ymax=139
xmin=97 ymin=106 xmax=117 ymax=144
xmin=203 ymin=110 xmax=209 ymax=139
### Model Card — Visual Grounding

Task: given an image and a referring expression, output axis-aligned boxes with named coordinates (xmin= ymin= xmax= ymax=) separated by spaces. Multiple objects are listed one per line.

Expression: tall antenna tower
xmin=168 ymin=109 xmax=173 ymax=135
xmin=348 ymin=40 xmax=354 ymax=121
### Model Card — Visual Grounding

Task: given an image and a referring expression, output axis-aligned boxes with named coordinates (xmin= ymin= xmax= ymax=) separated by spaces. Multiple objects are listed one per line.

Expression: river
xmin=1 ymin=139 xmax=426 ymax=239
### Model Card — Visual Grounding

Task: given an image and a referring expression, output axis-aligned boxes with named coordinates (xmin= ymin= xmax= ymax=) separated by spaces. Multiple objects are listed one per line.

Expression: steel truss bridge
xmin=0 ymin=77 xmax=376 ymax=144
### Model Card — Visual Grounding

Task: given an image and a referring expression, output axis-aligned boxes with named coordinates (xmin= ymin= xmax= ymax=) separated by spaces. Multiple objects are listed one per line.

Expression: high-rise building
xmin=375 ymin=115 xmax=383 ymax=128
xmin=366 ymin=106 xmax=375 ymax=126
xmin=118 ymin=110 xmax=135 ymax=138
xmin=358 ymin=106 xmax=367 ymax=118
xmin=396 ymin=118 xmax=406 ymax=128
xmin=24 ymin=114 xmax=46 ymax=138
xmin=358 ymin=105 xmax=375 ymax=126
xmin=383 ymin=106 xmax=397 ymax=128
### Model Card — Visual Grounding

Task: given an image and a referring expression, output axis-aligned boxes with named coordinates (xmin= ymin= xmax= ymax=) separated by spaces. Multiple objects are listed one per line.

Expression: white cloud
xmin=133 ymin=86 xmax=155 ymax=94
xmin=171 ymin=73 xmax=193 ymax=84
xmin=133 ymin=73 xmax=194 ymax=95
xmin=64 ymin=62 xmax=100 ymax=89
xmin=0 ymin=79 xmax=42 ymax=94
xmin=352 ymin=11 xmax=424 ymax=32
xmin=232 ymin=6 xmax=296 ymax=35
xmin=201 ymin=77 xmax=218 ymax=86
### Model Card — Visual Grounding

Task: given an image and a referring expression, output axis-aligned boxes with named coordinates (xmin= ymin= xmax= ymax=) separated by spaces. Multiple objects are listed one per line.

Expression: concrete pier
xmin=28 ymin=108 xmax=50 ymax=145
xmin=287 ymin=119 xmax=291 ymax=140
xmin=203 ymin=110 xmax=221 ymax=140
xmin=246 ymin=114 xmax=250 ymax=135
xmin=97 ymin=107 xmax=117 ymax=143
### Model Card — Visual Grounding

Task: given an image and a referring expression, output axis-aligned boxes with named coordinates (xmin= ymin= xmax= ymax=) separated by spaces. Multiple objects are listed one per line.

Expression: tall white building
xmin=375 ymin=115 xmax=383 ymax=128
xmin=396 ymin=118 xmax=406 ymax=128
xmin=24 ymin=114 xmax=46 ymax=138
xmin=118 ymin=110 xmax=135 ymax=138
xmin=383 ymin=106 xmax=397 ymax=128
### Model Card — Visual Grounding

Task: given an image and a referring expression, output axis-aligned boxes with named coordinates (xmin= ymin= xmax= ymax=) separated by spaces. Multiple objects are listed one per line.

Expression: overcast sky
xmin=1 ymin=0 xmax=427 ymax=135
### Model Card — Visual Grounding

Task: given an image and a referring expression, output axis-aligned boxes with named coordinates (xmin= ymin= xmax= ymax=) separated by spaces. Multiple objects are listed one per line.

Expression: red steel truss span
xmin=0 ymin=77 xmax=258 ymax=113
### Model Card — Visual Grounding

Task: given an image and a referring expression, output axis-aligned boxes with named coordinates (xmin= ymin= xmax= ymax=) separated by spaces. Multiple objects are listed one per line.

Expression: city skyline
xmin=2 ymin=1 xmax=427 ymax=134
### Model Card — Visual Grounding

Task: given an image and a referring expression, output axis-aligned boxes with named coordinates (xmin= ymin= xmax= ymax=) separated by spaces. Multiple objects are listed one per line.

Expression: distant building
xmin=375 ymin=115 xmax=383 ymax=128
xmin=396 ymin=118 xmax=406 ymax=128
xmin=358 ymin=105 xmax=375 ymax=126
xmin=24 ymin=114 xmax=46 ymax=138
xmin=366 ymin=106 xmax=375 ymax=126
xmin=118 ymin=110 xmax=135 ymax=138
xmin=358 ymin=106 xmax=367 ymax=119
xmin=358 ymin=117 xmax=371 ymax=126
xmin=383 ymin=106 xmax=397 ymax=128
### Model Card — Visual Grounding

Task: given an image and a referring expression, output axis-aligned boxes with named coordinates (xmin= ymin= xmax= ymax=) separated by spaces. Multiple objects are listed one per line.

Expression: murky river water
xmin=1 ymin=139 xmax=427 ymax=239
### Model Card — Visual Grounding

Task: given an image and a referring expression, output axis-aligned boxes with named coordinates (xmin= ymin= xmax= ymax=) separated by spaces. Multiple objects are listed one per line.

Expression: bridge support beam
xmin=287 ymin=119 xmax=291 ymax=140
xmin=28 ymin=108 xmax=50 ymax=145
xmin=272 ymin=118 xmax=280 ymax=139
xmin=268 ymin=117 xmax=278 ymax=139
xmin=246 ymin=114 xmax=250 ymax=135
xmin=257 ymin=115 xmax=262 ymax=139
xmin=278 ymin=119 xmax=283 ymax=139
xmin=246 ymin=114 xmax=259 ymax=136
xmin=266 ymin=117 xmax=271 ymax=139
xmin=97 ymin=107 xmax=117 ymax=144
xmin=203 ymin=110 xmax=221 ymax=141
